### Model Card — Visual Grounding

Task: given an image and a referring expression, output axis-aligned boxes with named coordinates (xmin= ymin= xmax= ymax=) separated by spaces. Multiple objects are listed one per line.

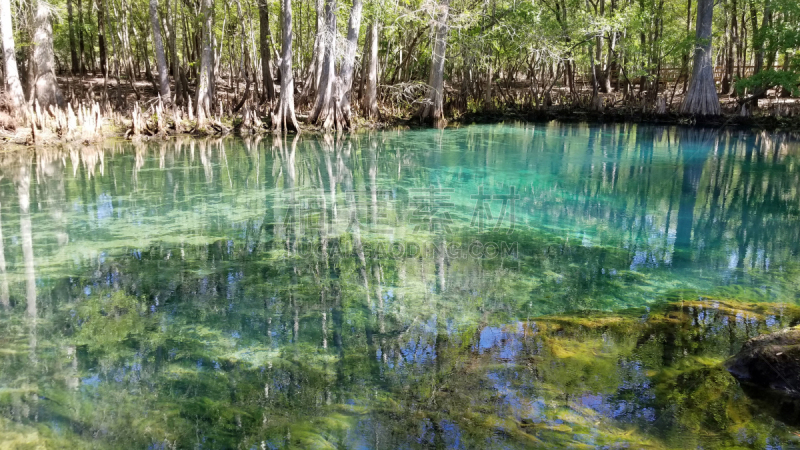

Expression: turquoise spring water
xmin=1 ymin=123 xmax=800 ymax=448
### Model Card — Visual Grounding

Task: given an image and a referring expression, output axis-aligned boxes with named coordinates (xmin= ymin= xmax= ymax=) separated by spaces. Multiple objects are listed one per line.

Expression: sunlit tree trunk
xmin=258 ymin=0 xmax=275 ymax=102
xmin=604 ymin=28 xmax=617 ymax=93
xmin=196 ymin=0 xmax=214 ymax=127
xmin=299 ymin=0 xmax=324 ymax=106
xmin=169 ymin=0 xmax=183 ymax=104
xmin=680 ymin=0 xmax=720 ymax=115
xmin=271 ymin=0 xmax=300 ymax=132
xmin=600 ymin=0 xmax=614 ymax=92
xmin=1 ymin=0 xmax=26 ymax=115
xmin=362 ymin=20 xmax=379 ymax=119
xmin=418 ymin=0 xmax=450 ymax=124
xmin=150 ymin=0 xmax=171 ymax=100
xmin=337 ymin=0 xmax=363 ymax=128
xmin=309 ymin=0 xmax=336 ymax=128
xmin=33 ymin=1 xmax=64 ymax=109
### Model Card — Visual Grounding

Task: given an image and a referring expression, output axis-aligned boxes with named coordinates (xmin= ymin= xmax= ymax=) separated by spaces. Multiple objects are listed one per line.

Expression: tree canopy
xmin=1 ymin=0 xmax=799 ymax=133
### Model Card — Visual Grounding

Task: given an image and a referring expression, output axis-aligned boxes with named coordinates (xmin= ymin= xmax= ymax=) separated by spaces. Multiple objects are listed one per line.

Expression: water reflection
xmin=1 ymin=124 xmax=800 ymax=448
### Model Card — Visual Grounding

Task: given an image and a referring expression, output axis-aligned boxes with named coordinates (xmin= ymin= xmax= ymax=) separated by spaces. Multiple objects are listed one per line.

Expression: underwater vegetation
xmin=2 ymin=280 xmax=799 ymax=449
xmin=1 ymin=124 xmax=800 ymax=448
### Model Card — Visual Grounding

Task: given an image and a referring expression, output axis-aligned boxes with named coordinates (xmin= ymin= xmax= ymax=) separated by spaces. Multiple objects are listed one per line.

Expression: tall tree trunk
xmin=722 ymin=0 xmax=734 ymax=94
xmin=418 ymin=0 xmax=450 ymax=124
xmin=752 ymin=0 xmax=771 ymax=75
xmin=170 ymin=0 xmax=184 ymax=104
xmin=309 ymin=0 xmax=337 ymax=127
xmin=589 ymin=39 xmax=601 ymax=109
xmin=597 ymin=0 xmax=612 ymax=92
xmin=680 ymin=0 xmax=720 ymax=115
xmin=97 ymin=0 xmax=108 ymax=79
xmin=362 ymin=19 xmax=379 ymax=119
xmin=299 ymin=0 xmax=324 ymax=106
xmin=780 ymin=51 xmax=793 ymax=97
xmin=337 ymin=0 xmax=363 ymax=128
xmin=763 ymin=9 xmax=776 ymax=71
xmin=605 ymin=33 xmax=617 ymax=93
xmin=33 ymin=1 xmax=64 ymax=109
xmin=150 ymin=0 xmax=171 ymax=99
xmin=79 ymin=0 xmax=85 ymax=74
xmin=749 ymin=0 xmax=762 ymax=75
xmin=1 ymin=0 xmax=26 ymax=115
xmin=729 ymin=0 xmax=739 ymax=93
xmin=483 ymin=51 xmax=493 ymax=110
xmin=259 ymin=0 xmax=275 ymax=102
xmin=681 ymin=0 xmax=692 ymax=92
xmin=196 ymin=0 xmax=214 ymax=127
xmin=68 ymin=0 xmax=79 ymax=74
xmin=272 ymin=0 xmax=300 ymax=132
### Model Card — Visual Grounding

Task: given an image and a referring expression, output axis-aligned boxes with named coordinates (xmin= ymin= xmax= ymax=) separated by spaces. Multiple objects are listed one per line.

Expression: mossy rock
xmin=727 ymin=326 xmax=800 ymax=395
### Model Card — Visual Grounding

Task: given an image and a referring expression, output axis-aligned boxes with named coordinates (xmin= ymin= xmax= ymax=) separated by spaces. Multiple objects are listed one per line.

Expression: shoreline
xmin=2 ymin=106 xmax=798 ymax=150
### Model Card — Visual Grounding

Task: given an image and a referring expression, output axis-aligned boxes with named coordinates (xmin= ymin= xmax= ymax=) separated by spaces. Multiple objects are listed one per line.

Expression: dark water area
xmin=1 ymin=123 xmax=800 ymax=448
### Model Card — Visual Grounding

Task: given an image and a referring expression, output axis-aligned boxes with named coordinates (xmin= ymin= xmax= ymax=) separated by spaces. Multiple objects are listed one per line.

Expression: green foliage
xmin=735 ymin=70 xmax=800 ymax=96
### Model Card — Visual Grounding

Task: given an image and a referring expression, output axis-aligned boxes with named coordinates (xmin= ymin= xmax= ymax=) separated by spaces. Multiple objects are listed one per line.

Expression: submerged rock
xmin=727 ymin=327 xmax=800 ymax=395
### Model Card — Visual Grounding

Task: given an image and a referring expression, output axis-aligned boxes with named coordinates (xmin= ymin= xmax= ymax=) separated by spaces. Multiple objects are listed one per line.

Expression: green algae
xmin=1 ymin=125 xmax=800 ymax=448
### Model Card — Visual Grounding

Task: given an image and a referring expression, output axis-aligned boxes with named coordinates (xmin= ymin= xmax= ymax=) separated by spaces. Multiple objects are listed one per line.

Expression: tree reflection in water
xmin=1 ymin=124 xmax=800 ymax=448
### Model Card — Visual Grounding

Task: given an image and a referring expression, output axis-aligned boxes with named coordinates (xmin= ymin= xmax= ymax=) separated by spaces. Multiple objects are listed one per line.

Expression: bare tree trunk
xmin=680 ymin=0 xmax=720 ymax=115
xmin=751 ymin=0 xmax=769 ymax=75
xmin=259 ymin=0 xmax=275 ymax=102
xmin=299 ymin=0 xmax=324 ymax=106
xmin=79 ymin=0 xmax=85 ymax=74
xmin=604 ymin=29 xmax=617 ymax=93
xmin=150 ymin=0 xmax=172 ymax=100
xmin=722 ymin=1 xmax=734 ymax=95
xmin=681 ymin=0 xmax=692 ymax=93
xmin=337 ymin=0 xmax=363 ymax=128
xmin=1 ymin=0 xmax=26 ymax=115
xmin=362 ymin=20 xmax=379 ymax=119
xmin=728 ymin=0 xmax=739 ymax=94
xmin=601 ymin=0 xmax=614 ymax=92
xmin=196 ymin=0 xmax=214 ymax=128
xmin=98 ymin=0 xmax=108 ymax=79
xmin=272 ymin=0 xmax=300 ymax=132
xmin=418 ymin=0 xmax=450 ymax=124
xmin=170 ymin=0 xmax=184 ymax=104
xmin=309 ymin=0 xmax=337 ymax=127
xmin=33 ymin=1 xmax=64 ymax=109
xmin=68 ymin=0 xmax=79 ymax=74
xmin=483 ymin=50 xmax=493 ymax=110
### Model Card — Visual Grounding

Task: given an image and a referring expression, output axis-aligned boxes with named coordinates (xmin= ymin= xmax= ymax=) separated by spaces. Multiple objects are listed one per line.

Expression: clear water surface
xmin=1 ymin=123 xmax=800 ymax=448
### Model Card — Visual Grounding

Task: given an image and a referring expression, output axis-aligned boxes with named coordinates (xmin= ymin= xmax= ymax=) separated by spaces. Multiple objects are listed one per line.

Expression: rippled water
xmin=1 ymin=123 xmax=800 ymax=448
